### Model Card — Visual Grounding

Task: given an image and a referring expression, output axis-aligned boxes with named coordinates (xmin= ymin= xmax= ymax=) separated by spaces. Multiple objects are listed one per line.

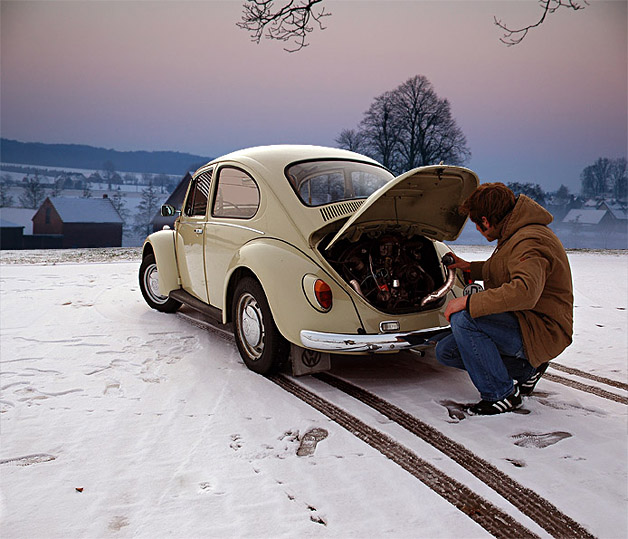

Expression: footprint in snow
xmin=0 ymin=453 xmax=56 ymax=466
xmin=230 ymin=434 xmax=243 ymax=451
xmin=440 ymin=400 xmax=467 ymax=421
xmin=512 ymin=431 xmax=572 ymax=448
xmin=505 ymin=458 xmax=527 ymax=468
xmin=296 ymin=428 xmax=328 ymax=457
xmin=108 ymin=516 xmax=129 ymax=532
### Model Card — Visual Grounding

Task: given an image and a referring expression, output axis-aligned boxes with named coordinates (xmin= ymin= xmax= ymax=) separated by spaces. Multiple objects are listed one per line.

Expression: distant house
xmin=563 ymin=201 xmax=627 ymax=233
xmin=0 ymin=207 xmax=37 ymax=235
xmin=0 ymin=218 xmax=24 ymax=250
xmin=151 ymin=171 xmax=192 ymax=232
xmin=0 ymin=207 xmax=37 ymax=250
xmin=32 ymin=196 xmax=123 ymax=248
xmin=598 ymin=201 xmax=628 ymax=228
xmin=562 ymin=209 xmax=610 ymax=227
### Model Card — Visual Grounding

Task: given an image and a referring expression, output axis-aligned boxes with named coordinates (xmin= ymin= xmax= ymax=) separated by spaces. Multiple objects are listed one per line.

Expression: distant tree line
xmin=0 ymin=138 xmax=209 ymax=176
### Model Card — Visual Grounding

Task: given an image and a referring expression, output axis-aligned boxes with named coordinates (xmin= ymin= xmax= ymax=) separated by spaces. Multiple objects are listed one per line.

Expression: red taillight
xmin=314 ymin=279 xmax=332 ymax=310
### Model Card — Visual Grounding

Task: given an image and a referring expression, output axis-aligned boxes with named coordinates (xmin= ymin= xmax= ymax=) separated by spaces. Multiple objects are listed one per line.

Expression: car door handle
xmin=194 ymin=228 xmax=203 ymax=235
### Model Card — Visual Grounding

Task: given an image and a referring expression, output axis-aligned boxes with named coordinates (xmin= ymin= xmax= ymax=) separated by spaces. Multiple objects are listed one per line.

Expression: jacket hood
xmin=500 ymin=195 xmax=553 ymax=243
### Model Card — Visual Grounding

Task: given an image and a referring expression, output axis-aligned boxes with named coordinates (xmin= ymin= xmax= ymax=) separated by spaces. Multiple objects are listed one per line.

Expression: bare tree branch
xmin=495 ymin=0 xmax=588 ymax=46
xmin=238 ymin=0 xmax=587 ymax=51
xmin=237 ymin=0 xmax=330 ymax=52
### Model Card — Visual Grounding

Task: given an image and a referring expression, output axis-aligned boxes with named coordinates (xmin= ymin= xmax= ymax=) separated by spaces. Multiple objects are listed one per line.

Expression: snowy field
xmin=0 ymin=246 xmax=626 ymax=538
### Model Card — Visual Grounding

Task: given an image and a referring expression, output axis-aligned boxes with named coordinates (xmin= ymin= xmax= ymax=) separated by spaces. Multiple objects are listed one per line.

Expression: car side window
xmin=212 ymin=167 xmax=260 ymax=219
xmin=184 ymin=169 xmax=213 ymax=217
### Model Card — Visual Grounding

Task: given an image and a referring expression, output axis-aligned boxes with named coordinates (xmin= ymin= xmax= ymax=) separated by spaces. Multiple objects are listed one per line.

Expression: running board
xmin=169 ymin=289 xmax=223 ymax=325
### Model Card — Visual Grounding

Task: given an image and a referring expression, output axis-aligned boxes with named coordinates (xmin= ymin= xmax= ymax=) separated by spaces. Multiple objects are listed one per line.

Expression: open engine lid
xmin=326 ymin=165 xmax=479 ymax=249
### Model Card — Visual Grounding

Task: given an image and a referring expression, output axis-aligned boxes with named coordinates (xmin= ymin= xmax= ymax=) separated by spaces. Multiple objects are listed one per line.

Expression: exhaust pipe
xmin=420 ymin=253 xmax=456 ymax=307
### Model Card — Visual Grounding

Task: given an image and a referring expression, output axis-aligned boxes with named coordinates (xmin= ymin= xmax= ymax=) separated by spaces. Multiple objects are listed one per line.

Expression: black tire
xmin=139 ymin=253 xmax=181 ymax=313
xmin=232 ymin=277 xmax=289 ymax=374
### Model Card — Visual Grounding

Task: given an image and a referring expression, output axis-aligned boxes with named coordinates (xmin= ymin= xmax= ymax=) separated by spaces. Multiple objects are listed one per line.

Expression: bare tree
xmin=237 ymin=0 xmax=330 ymax=52
xmin=82 ymin=179 xmax=92 ymax=198
xmin=19 ymin=175 xmax=46 ymax=209
xmin=134 ymin=180 xmax=161 ymax=238
xmin=239 ymin=0 xmax=587 ymax=50
xmin=495 ymin=0 xmax=588 ymax=46
xmin=0 ymin=175 xmax=14 ymax=207
xmin=581 ymin=157 xmax=612 ymax=198
xmin=154 ymin=173 xmax=172 ymax=194
xmin=555 ymin=184 xmax=570 ymax=201
xmin=51 ymin=175 xmax=65 ymax=197
xmin=507 ymin=182 xmax=547 ymax=206
xmin=392 ymin=75 xmax=470 ymax=171
xmin=580 ymin=157 xmax=627 ymax=200
xmin=334 ymin=129 xmax=366 ymax=153
xmin=339 ymin=75 xmax=470 ymax=175
xmin=357 ymin=91 xmax=401 ymax=171
xmin=102 ymin=160 xmax=116 ymax=191
xmin=609 ymin=158 xmax=627 ymax=201
xmin=110 ymin=188 xmax=130 ymax=228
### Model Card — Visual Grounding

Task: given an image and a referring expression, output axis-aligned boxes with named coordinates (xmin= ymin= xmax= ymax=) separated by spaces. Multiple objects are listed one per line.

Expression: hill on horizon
xmin=0 ymin=138 xmax=212 ymax=176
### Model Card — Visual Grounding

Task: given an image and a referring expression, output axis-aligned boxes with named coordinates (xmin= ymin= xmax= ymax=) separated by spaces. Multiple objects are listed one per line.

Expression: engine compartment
xmin=320 ymin=231 xmax=447 ymax=314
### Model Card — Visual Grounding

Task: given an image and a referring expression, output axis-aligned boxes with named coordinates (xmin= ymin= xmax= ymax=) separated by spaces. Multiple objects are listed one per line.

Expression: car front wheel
xmin=139 ymin=253 xmax=181 ymax=313
xmin=232 ymin=277 xmax=289 ymax=374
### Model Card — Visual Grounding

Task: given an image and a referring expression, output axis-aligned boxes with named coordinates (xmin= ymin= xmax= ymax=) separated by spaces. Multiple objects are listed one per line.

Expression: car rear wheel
xmin=139 ymin=253 xmax=181 ymax=313
xmin=232 ymin=277 xmax=289 ymax=374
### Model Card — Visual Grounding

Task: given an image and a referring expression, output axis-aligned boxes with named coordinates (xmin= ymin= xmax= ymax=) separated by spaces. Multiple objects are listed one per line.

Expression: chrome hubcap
xmin=145 ymin=263 xmax=168 ymax=304
xmin=237 ymin=293 xmax=265 ymax=360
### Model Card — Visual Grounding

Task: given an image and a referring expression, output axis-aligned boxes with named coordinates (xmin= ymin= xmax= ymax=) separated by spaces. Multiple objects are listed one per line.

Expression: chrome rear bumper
xmin=300 ymin=325 xmax=450 ymax=353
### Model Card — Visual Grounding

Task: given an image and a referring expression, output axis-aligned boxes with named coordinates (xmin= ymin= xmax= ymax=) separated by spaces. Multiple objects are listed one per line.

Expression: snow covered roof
xmin=605 ymin=206 xmax=627 ymax=220
xmin=0 ymin=207 xmax=37 ymax=234
xmin=563 ymin=209 xmax=607 ymax=225
xmin=0 ymin=218 xmax=24 ymax=229
xmin=47 ymin=196 xmax=123 ymax=224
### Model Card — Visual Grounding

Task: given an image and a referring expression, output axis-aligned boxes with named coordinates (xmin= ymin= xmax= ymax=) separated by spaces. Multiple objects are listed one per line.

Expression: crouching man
xmin=437 ymin=183 xmax=573 ymax=415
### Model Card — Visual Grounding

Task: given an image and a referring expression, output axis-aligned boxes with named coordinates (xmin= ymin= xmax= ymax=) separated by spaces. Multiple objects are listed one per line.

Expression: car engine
xmin=322 ymin=231 xmax=447 ymax=314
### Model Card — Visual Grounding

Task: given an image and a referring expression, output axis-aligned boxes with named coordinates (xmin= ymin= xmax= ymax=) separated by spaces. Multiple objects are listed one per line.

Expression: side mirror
xmin=161 ymin=204 xmax=177 ymax=217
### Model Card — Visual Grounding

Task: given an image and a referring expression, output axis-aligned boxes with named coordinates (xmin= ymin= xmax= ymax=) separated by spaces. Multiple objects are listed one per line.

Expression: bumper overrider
xmin=300 ymin=325 xmax=450 ymax=353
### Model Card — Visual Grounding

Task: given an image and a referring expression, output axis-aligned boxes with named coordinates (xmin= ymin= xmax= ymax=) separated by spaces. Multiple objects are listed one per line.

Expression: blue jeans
xmin=435 ymin=311 xmax=535 ymax=401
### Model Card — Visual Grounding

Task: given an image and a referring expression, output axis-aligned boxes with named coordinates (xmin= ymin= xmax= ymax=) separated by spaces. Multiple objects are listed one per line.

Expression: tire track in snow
xmin=310 ymin=373 xmax=594 ymax=539
xmin=270 ymin=374 xmax=538 ymax=539
xmin=550 ymin=363 xmax=628 ymax=390
xmin=543 ymin=372 xmax=627 ymax=405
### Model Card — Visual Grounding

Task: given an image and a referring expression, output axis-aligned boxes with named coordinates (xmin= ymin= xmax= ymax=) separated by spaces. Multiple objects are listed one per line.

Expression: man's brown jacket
xmin=468 ymin=195 xmax=574 ymax=367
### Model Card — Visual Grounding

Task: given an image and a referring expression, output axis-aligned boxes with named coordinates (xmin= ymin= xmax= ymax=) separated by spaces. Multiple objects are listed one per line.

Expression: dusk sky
xmin=1 ymin=0 xmax=626 ymax=191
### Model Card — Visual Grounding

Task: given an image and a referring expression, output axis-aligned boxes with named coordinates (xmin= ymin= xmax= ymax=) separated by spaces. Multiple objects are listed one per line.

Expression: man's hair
xmin=460 ymin=182 xmax=516 ymax=227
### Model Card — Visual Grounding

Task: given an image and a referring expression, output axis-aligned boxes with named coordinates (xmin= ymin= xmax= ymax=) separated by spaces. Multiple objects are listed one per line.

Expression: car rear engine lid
xmin=325 ymin=165 xmax=479 ymax=249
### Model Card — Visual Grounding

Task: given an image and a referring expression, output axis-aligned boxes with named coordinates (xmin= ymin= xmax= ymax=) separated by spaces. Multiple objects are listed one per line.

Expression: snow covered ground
xmin=0 ymin=246 xmax=626 ymax=538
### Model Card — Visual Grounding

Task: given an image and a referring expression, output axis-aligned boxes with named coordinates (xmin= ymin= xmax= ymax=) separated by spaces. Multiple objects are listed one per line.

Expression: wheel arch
xmin=225 ymin=266 xmax=258 ymax=324
xmin=223 ymin=239 xmax=362 ymax=346
xmin=142 ymin=230 xmax=179 ymax=297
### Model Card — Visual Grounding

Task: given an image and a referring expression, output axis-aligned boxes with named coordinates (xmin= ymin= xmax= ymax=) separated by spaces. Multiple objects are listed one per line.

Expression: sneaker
xmin=469 ymin=382 xmax=522 ymax=415
xmin=520 ymin=363 xmax=549 ymax=396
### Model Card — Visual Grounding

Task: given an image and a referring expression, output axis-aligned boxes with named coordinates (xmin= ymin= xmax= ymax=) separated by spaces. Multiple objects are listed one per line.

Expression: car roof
xmin=193 ymin=145 xmax=386 ymax=250
xmin=203 ymin=145 xmax=381 ymax=172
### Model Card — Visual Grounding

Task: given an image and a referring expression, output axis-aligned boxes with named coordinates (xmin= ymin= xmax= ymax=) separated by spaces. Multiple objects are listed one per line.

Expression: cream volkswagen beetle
xmin=139 ymin=145 xmax=479 ymax=375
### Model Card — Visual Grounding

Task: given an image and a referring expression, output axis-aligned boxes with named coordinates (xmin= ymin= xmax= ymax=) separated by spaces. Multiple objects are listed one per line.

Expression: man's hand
xmin=446 ymin=252 xmax=471 ymax=271
xmin=444 ymin=295 xmax=468 ymax=322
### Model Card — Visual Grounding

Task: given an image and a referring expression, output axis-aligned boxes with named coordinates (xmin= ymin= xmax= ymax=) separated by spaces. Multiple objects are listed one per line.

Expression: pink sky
xmin=1 ymin=0 xmax=626 ymax=191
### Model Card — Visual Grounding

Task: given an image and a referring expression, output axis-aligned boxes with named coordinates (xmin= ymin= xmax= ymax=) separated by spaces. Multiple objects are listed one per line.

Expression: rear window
xmin=286 ymin=160 xmax=393 ymax=206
